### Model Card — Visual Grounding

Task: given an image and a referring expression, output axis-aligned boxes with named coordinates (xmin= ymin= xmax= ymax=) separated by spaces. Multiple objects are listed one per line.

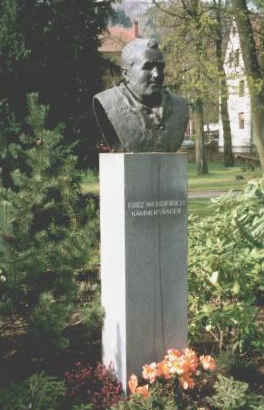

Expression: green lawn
xmin=188 ymin=198 xmax=213 ymax=217
xmin=82 ymin=170 xmax=99 ymax=194
xmin=82 ymin=162 xmax=263 ymax=216
xmin=188 ymin=162 xmax=262 ymax=192
xmin=187 ymin=162 xmax=262 ymax=216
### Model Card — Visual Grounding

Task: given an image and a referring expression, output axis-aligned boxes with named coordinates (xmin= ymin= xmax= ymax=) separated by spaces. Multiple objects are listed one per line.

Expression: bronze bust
xmin=93 ymin=38 xmax=189 ymax=152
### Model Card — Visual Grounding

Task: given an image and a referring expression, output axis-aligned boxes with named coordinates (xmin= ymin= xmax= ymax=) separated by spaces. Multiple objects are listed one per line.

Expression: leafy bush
xmin=111 ymin=347 xmax=216 ymax=410
xmin=71 ymin=405 xmax=93 ymax=410
xmin=188 ymin=178 xmax=264 ymax=353
xmin=65 ymin=361 xmax=123 ymax=409
xmin=206 ymin=374 xmax=264 ymax=410
xmin=0 ymin=372 xmax=66 ymax=410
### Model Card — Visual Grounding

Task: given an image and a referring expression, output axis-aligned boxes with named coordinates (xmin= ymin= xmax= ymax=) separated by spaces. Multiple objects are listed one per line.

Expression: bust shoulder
xmin=93 ymin=85 xmax=124 ymax=112
xmin=166 ymin=90 xmax=189 ymax=110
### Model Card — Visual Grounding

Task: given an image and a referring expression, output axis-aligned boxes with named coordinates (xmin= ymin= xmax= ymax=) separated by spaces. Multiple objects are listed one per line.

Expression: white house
xmin=219 ymin=20 xmax=253 ymax=152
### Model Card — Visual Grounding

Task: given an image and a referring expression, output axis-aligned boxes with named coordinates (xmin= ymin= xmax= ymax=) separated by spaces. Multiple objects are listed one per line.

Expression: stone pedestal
xmin=100 ymin=153 xmax=188 ymax=392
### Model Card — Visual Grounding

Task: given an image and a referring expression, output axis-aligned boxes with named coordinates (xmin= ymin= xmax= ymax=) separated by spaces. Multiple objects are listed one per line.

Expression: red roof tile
xmin=99 ymin=23 xmax=139 ymax=53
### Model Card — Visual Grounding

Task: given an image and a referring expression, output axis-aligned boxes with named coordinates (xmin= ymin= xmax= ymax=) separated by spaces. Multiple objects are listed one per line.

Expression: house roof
xmin=99 ymin=23 xmax=139 ymax=53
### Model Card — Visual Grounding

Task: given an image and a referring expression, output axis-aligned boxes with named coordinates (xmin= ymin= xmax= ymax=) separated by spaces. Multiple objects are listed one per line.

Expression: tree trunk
xmin=220 ymin=75 xmax=234 ymax=166
xmin=233 ymin=0 xmax=264 ymax=172
xmin=214 ymin=0 xmax=234 ymax=166
xmin=189 ymin=0 xmax=208 ymax=175
xmin=195 ymin=97 xmax=208 ymax=174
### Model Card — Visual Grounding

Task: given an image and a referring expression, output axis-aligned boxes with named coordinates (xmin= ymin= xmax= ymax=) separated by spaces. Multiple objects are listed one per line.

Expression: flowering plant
xmin=128 ymin=348 xmax=216 ymax=409
xmin=65 ymin=361 xmax=123 ymax=409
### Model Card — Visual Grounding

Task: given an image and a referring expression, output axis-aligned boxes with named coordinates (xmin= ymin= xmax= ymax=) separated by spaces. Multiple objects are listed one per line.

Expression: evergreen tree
xmin=0 ymin=0 xmax=116 ymax=181
xmin=0 ymin=94 xmax=102 ymax=351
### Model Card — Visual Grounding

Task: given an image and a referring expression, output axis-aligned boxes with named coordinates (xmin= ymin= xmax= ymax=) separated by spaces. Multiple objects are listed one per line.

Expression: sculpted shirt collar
xmin=121 ymin=83 xmax=172 ymax=131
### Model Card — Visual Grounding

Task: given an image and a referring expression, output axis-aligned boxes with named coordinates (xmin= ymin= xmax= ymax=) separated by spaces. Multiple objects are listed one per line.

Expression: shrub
xmin=110 ymin=347 xmax=216 ymax=410
xmin=65 ymin=361 xmax=123 ymax=409
xmin=206 ymin=374 xmax=264 ymax=410
xmin=110 ymin=348 xmax=264 ymax=410
xmin=0 ymin=372 xmax=66 ymax=410
xmin=188 ymin=178 xmax=264 ymax=353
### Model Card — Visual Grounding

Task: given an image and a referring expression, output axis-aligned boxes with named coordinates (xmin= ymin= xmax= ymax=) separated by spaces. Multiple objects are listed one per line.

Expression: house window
xmin=238 ymin=80 xmax=245 ymax=97
xmin=238 ymin=112 xmax=245 ymax=129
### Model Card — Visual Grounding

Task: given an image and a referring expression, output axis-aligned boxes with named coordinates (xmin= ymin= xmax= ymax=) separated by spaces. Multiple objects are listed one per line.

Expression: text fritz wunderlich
xmin=127 ymin=199 xmax=186 ymax=218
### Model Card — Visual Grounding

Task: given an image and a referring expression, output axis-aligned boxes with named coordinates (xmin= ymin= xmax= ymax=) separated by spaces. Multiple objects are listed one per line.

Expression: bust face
xmin=125 ymin=47 xmax=165 ymax=107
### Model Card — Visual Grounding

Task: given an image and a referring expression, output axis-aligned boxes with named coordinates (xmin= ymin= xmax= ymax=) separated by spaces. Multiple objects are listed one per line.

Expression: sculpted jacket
xmin=93 ymin=83 xmax=189 ymax=153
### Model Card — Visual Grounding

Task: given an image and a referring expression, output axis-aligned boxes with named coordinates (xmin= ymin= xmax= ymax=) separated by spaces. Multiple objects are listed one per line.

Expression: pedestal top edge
xmin=99 ymin=152 xmax=188 ymax=157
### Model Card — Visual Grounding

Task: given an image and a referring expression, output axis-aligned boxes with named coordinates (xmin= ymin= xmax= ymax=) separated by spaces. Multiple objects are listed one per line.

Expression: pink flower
xmin=142 ymin=362 xmax=157 ymax=383
xmin=180 ymin=374 xmax=195 ymax=390
xmin=200 ymin=355 xmax=216 ymax=371
xmin=156 ymin=360 xmax=171 ymax=380
xmin=128 ymin=374 xmax=149 ymax=398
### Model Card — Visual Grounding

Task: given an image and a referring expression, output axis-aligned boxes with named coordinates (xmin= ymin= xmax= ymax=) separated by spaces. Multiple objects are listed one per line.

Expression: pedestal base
xmin=100 ymin=153 xmax=188 ymax=392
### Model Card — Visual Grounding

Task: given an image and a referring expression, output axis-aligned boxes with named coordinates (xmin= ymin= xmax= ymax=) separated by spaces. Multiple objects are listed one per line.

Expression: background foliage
xmin=0 ymin=95 xmax=102 ymax=383
xmin=188 ymin=178 xmax=264 ymax=353
xmin=0 ymin=0 xmax=116 ymax=183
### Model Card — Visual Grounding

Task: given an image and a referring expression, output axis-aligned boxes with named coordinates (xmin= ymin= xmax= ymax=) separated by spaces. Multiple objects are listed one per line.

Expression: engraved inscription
xmin=127 ymin=199 xmax=186 ymax=218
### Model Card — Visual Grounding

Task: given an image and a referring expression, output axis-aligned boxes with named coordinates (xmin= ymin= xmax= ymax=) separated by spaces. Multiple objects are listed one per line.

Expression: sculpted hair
xmin=121 ymin=38 xmax=160 ymax=68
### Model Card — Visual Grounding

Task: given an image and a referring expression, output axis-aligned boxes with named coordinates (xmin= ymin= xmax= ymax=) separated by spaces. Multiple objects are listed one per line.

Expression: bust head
xmin=121 ymin=38 xmax=165 ymax=108
xmin=93 ymin=37 xmax=189 ymax=153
